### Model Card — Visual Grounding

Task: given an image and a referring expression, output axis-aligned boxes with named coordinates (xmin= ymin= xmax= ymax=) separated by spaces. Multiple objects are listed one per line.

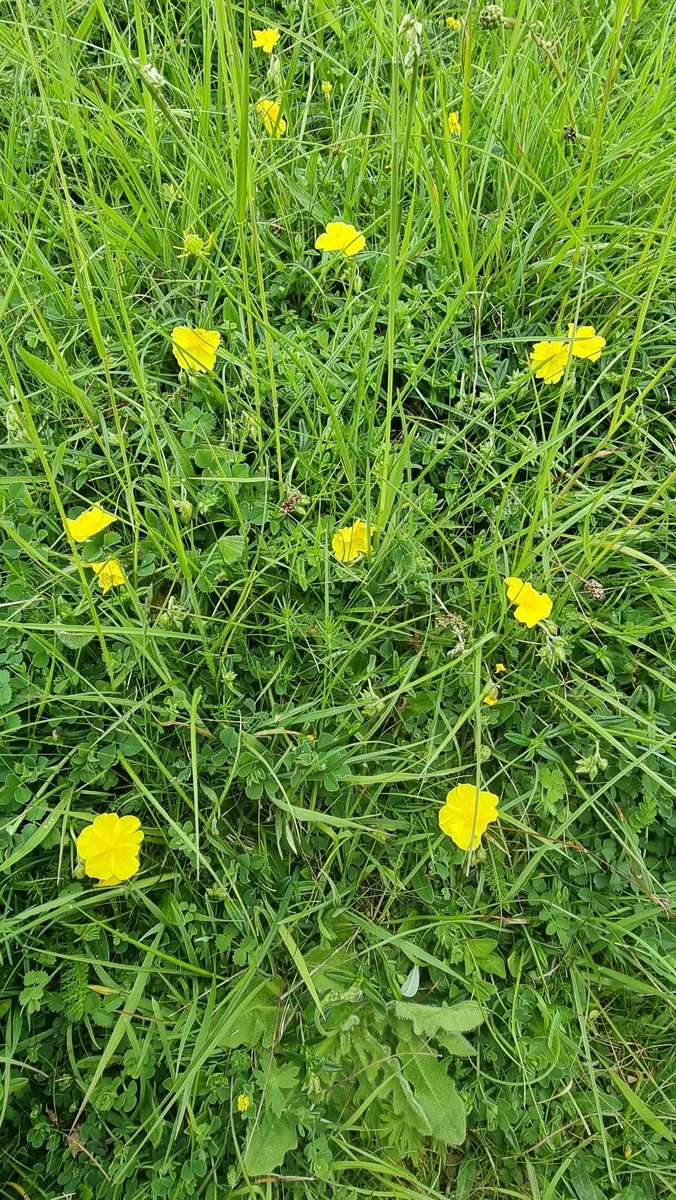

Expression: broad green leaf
xmin=244 ymin=1112 xmax=298 ymax=1175
xmin=217 ymin=979 xmax=281 ymax=1048
xmin=429 ymin=1029 xmax=477 ymax=1057
xmin=390 ymin=1068 xmax=432 ymax=1136
xmin=394 ymin=1000 xmax=483 ymax=1038
xmin=401 ymin=1050 xmax=466 ymax=1146
xmin=216 ymin=534 xmax=246 ymax=565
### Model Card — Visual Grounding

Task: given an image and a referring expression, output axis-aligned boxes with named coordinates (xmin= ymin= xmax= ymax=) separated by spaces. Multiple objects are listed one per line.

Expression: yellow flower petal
xmin=567 ymin=324 xmax=606 ymax=362
xmin=483 ymin=690 xmax=498 ymax=706
xmin=447 ymin=111 xmax=461 ymax=135
xmin=76 ymin=812 xmax=144 ymax=882
xmin=90 ymin=558 xmax=125 ymax=593
xmin=255 ymin=98 xmax=286 ymax=137
xmin=513 ymin=588 xmax=552 ymax=627
xmin=315 ymin=221 xmax=366 ymax=256
xmin=83 ymin=850 xmax=117 ymax=880
xmin=504 ymin=576 xmax=524 ymax=603
xmin=530 ymin=339 xmax=568 ymax=384
xmin=439 ymin=783 xmax=499 ymax=851
xmin=331 ymin=520 xmax=373 ymax=563
xmin=172 ymin=326 xmax=221 ymax=373
xmin=252 ymin=28 xmax=279 ymax=52
xmin=446 ymin=16 xmax=461 ymax=29
xmin=495 ymin=663 xmax=506 ymax=673
xmin=65 ymin=505 xmax=116 ymax=543
xmin=505 ymin=577 xmax=552 ymax=627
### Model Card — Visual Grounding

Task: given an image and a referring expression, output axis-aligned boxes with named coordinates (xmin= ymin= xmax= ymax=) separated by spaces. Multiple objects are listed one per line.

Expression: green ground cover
xmin=1 ymin=0 xmax=675 ymax=1197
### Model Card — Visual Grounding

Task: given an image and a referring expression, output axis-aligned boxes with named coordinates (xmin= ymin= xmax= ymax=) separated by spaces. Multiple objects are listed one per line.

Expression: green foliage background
xmin=0 ymin=0 xmax=675 ymax=1197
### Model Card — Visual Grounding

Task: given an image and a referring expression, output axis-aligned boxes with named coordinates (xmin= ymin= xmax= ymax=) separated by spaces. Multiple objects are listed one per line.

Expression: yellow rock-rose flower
xmin=331 ymin=520 xmax=373 ymax=563
xmin=76 ymin=813 xmax=144 ymax=886
xmin=567 ymin=323 xmax=606 ymax=362
xmin=256 ymin=98 xmax=286 ymax=137
xmin=505 ymin=576 xmax=552 ymax=627
xmin=252 ymin=28 xmax=279 ymax=52
xmin=90 ymin=558 xmax=125 ymax=593
xmin=172 ymin=326 xmax=221 ymax=373
xmin=315 ymin=221 xmax=366 ymax=257
xmin=529 ymin=339 xmax=568 ymax=384
xmin=64 ymin=505 xmax=116 ymax=543
xmin=439 ymin=783 xmax=499 ymax=851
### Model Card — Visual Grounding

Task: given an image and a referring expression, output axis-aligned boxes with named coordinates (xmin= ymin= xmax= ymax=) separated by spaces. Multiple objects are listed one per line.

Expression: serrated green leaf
xmin=400 ymin=1050 xmax=466 ymax=1146
xmin=390 ymin=1068 xmax=432 ymax=1136
xmin=429 ymin=1029 xmax=477 ymax=1057
xmin=394 ymin=1000 xmax=483 ymax=1038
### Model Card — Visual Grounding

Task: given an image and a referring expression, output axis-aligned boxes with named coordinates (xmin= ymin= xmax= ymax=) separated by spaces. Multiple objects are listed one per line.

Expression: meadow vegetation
xmin=0 ymin=0 xmax=675 ymax=1197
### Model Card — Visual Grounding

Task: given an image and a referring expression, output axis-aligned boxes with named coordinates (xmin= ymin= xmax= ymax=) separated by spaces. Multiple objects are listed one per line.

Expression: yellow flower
xmin=252 ymin=28 xmax=279 ymax=52
xmin=495 ymin=662 xmax=506 ymax=673
xmin=171 ymin=326 xmax=221 ymax=373
xmin=446 ymin=16 xmax=462 ymax=29
xmin=567 ymin=323 xmax=606 ymax=362
xmin=530 ymin=339 xmax=568 ymax=384
xmin=331 ymin=519 xmax=373 ymax=563
xmin=483 ymin=689 xmax=498 ymax=706
xmin=256 ymin=98 xmax=286 ymax=137
xmin=65 ymin=505 xmax=116 ymax=543
xmin=321 ymin=80 xmax=333 ymax=96
xmin=439 ymin=783 xmax=499 ymax=851
xmin=175 ymin=227 xmax=213 ymax=259
xmin=447 ymin=111 xmax=461 ymax=135
xmin=90 ymin=558 xmax=125 ymax=594
xmin=76 ymin=813 xmax=144 ymax=885
xmin=237 ymin=1093 xmax=251 ymax=1112
xmin=315 ymin=221 xmax=365 ymax=257
xmin=505 ymin=576 xmax=552 ymax=627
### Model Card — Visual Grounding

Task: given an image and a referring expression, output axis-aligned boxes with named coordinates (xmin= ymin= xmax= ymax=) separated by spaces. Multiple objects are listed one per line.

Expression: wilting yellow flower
xmin=172 ymin=326 xmax=221 ymax=373
xmin=90 ymin=558 xmax=125 ymax=594
xmin=446 ymin=16 xmax=462 ymax=29
xmin=237 ymin=1093 xmax=251 ymax=1112
xmin=439 ymin=783 xmax=499 ymax=851
xmin=505 ymin=576 xmax=552 ymax=627
xmin=175 ymin=227 xmax=213 ymax=259
xmin=567 ymin=324 xmax=606 ymax=362
xmin=483 ymin=689 xmax=498 ymax=707
xmin=495 ymin=662 xmax=506 ymax=673
xmin=256 ymin=98 xmax=286 ymax=137
xmin=65 ymin=505 xmax=116 ymax=544
xmin=321 ymin=80 xmax=333 ymax=96
xmin=315 ymin=221 xmax=365 ymax=257
xmin=76 ymin=813 xmax=144 ymax=886
xmin=530 ymin=339 xmax=568 ymax=384
xmin=332 ymin=519 xmax=373 ymax=563
xmin=252 ymin=28 xmax=279 ymax=52
xmin=447 ymin=111 xmax=461 ymax=135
